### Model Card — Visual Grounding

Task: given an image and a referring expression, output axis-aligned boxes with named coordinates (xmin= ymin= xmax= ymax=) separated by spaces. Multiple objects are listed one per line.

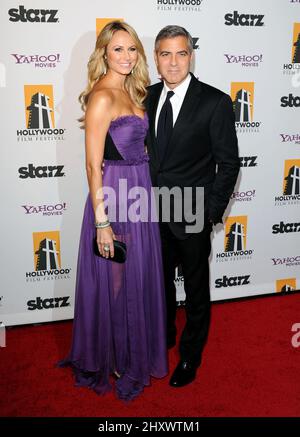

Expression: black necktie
xmin=157 ymin=90 xmax=174 ymax=161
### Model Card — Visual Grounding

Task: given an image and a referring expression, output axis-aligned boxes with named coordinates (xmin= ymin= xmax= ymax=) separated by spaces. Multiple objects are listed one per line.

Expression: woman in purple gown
xmin=58 ymin=21 xmax=168 ymax=400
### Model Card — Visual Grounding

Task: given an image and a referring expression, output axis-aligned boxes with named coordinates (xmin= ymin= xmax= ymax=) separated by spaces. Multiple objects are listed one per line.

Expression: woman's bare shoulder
xmin=86 ymin=88 xmax=117 ymax=123
xmin=88 ymin=87 xmax=115 ymax=108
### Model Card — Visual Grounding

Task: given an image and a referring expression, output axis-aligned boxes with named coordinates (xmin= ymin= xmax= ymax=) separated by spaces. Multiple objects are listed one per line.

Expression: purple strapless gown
xmin=58 ymin=114 xmax=168 ymax=401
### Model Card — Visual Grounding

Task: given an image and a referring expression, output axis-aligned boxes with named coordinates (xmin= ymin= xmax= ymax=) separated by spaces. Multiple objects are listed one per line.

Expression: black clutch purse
xmin=93 ymin=238 xmax=127 ymax=263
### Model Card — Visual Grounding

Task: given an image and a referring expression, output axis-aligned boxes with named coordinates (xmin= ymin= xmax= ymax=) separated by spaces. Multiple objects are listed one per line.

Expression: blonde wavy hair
xmin=79 ymin=21 xmax=150 ymax=122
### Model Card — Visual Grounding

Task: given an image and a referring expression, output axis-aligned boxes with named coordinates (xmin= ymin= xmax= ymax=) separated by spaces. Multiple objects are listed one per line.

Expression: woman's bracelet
xmin=95 ymin=220 xmax=110 ymax=229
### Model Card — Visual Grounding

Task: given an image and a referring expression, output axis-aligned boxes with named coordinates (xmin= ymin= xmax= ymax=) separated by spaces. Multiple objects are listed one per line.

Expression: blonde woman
xmin=58 ymin=22 xmax=167 ymax=401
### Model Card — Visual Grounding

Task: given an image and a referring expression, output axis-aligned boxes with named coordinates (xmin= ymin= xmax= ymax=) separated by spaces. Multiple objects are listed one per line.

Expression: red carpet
xmin=1 ymin=293 xmax=300 ymax=417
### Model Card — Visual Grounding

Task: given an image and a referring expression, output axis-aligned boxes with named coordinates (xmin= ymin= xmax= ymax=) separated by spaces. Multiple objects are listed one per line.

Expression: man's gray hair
xmin=155 ymin=25 xmax=194 ymax=53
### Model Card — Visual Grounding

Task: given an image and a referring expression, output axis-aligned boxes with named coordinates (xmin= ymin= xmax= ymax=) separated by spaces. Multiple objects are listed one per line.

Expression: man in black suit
xmin=146 ymin=25 xmax=239 ymax=387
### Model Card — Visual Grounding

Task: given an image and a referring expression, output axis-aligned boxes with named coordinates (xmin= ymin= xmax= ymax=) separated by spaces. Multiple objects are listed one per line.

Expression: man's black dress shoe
xmin=169 ymin=360 xmax=197 ymax=387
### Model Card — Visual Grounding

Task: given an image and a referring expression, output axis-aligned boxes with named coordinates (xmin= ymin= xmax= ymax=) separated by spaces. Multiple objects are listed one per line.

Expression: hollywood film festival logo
xmin=26 ymin=231 xmax=71 ymax=282
xmin=173 ymin=265 xmax=187 ymax=304
xmin=96 ymin=18 xmax=123 ymax=37
xmin=216 ymin=216 xmax=253 ymax=263
xmin=274 ymin=159 xmax=300 ymax=206
xmin=276 ymin=278 xmax=297 ymax=293
xmin=156 ymin=0 xmax=203 ymax=12
xmin=282 ymin=23 xmax=300 ymax=75
xmin=231 ymin=82 xmax=261 ymax=133
xmin=17 ymin=85 xmax=66 ymax=142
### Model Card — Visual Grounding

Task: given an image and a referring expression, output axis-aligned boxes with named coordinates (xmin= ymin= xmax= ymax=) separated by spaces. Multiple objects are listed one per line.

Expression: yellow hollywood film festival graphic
xmin=231 ymin=82 xmax=254 ymax=122
xmin=33 ymin=231 xmax=61 ymax=271
xmin=292 ymin=23 xmax=300 ymax=63
xmin=283 ymin=159 xmax=300 ymax=195
xmin=224 ymin=216 xmax=248 ymax=252
xmin=24 ymin=85 xmax=55 ymax=129
xmin=96 ymin=18 xmax=124 ymax=38
xmin=276 ymin=278 xmax=296 ymax=293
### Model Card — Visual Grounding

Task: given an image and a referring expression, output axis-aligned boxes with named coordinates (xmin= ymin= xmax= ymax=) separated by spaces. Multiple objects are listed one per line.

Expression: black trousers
xmin=160 ymin=222 xmax=212 ymax=366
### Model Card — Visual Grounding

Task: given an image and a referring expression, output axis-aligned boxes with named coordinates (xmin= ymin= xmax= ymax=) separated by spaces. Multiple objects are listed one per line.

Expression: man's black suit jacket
xmin=145 ymin=73 xmax=240 ymax=239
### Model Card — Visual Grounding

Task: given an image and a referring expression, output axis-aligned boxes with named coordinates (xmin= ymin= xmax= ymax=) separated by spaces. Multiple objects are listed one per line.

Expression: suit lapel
xmin=147 ymin=83 xmax=163 ymax=163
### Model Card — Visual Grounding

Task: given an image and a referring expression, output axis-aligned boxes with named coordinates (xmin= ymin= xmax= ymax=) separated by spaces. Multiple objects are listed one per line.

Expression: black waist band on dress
xmin=104 ymin=155 xmax=149 ymax=166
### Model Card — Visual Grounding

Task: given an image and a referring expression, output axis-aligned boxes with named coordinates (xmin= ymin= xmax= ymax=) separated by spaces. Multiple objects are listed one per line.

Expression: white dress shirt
xmin=155 ymin=73 xmax=192 ymax=135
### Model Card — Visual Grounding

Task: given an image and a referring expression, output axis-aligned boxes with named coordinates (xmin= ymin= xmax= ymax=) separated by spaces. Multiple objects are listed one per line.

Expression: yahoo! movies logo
xmin=21 ymin=202 xmax=67 ymax=216
xmin=276 ymin=278 xmax=297 ymax=293
xmin=231 ymin=189 xmax=256 ymax=203
xmin=280 ymin=133 xmax=300 ymax=145
xmin=271 ymin=255 xmax=300 ymax=268
xmin=11 ymin=53 xmax=61 ymax=69
xmin=231 ymin=82 xmax=261 ymax=133
xmin=26 ymin=231 xmax=71 ymax=282
xmin=17 ymin=85 xmax=66 ymax=142
xmin=216 ymin=216 xmax=253 ymax=262
xmin=283 ymin=23 xmax=300 ymax=75
xmin=275 ymin=160 xmax=300 ymax=206
xmin=224 ymin=53 xmax=263 ymax=68
xmin=156 ymin=0 xmax=203 ymax=12
xmin=8 ymin=5 xmax=59 ymax=23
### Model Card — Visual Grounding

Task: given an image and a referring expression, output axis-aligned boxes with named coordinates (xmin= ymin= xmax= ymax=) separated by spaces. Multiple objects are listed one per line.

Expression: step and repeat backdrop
xmin=1 ymin=0 xmax=299 ymax=326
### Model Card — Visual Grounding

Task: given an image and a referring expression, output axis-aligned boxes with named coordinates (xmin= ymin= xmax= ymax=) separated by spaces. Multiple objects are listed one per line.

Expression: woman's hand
xmin=96 ymin=226 xmax=116 ymax=258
